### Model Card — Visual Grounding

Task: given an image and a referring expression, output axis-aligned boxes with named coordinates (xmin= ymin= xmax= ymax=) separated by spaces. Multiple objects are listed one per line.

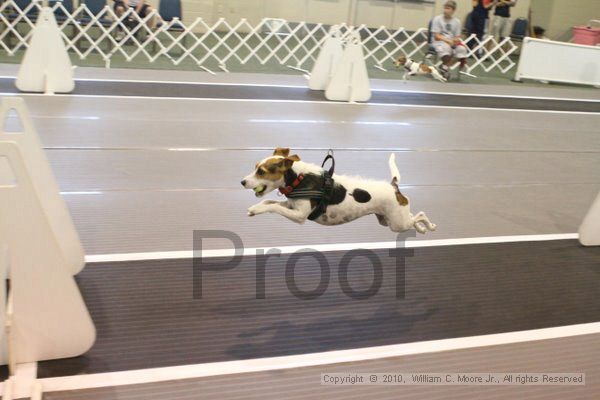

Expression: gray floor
xmin=3 ymin=63 xmax=600 ymax=100
xmin=4 ymin=78 xmax=599 ymax=112
xmin=45 ymin=333 xmax=600 ymax=400
xmin=2 ymin=65 xmax=600 ymax=399
xmin=37 ymin=240 xmax=600 ymax=378
xmin=6 ymin=92 xmax=600 ymax=254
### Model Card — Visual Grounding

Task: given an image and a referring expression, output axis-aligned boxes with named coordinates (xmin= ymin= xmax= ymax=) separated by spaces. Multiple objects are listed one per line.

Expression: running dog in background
xmin=394 ymin=56 xmax=447 ymax=83
xmin=241 ymin=148 xmax=436 ymax=234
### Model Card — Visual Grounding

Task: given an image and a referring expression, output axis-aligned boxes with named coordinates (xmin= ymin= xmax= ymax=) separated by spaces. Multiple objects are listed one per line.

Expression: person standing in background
xmin=469 ymin=0 xmax=497 ymax=55
xmin=491 ymin=0 xmax=517 ymax=41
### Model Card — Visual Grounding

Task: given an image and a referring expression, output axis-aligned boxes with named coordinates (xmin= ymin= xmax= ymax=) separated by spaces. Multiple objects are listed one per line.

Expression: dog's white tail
xmin=389 ymin=153 xmax=401 ymax=183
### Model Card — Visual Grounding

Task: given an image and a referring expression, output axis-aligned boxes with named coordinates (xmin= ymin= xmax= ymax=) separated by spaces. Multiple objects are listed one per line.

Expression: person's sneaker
xmin=115 ymin=30 xmax=125 ymax=41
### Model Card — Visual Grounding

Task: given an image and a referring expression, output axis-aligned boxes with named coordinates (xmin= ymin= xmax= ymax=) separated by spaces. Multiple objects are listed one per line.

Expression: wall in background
xmin=530 ymin=0 xmax=599 ymax=41
xmin=147 ymin=0 xmax=535 ymax=32
xmin=353 ymin=0 xmax=435 ymax=31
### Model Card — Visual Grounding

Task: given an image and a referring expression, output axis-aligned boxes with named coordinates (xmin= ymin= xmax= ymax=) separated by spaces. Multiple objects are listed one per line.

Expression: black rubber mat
xmin=1 ymin=78 xmax=599 ymax=113
xmin=37 ymin=240 xmax=600 ymax=378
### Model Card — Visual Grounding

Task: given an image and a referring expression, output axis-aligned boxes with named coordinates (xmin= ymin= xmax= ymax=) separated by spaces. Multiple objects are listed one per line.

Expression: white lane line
xmin=2 ymin=92 xmax=599 ymax=115
xmin=0 ymin=75 xmax=308 ymax=89
xmin=1 ymin=75 xmax=598 ymax=103
xmin=46 ymin=146 xmax=600 ymax=155
xmin=247 ymin=119 xmax=413 ymax=126
xmin=85 ymin=233 xmax=578 ymax=263
xmin=17 ymin=322 xmax=600 ymax=393
xmin=5 ymin=114 xmax=101 ymax=120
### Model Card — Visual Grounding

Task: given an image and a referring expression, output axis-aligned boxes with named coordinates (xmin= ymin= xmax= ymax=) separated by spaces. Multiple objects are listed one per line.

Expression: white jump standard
xmin=15 ymin=7 xmax=75 ymax=94
xmin=242 ymin=148 xmax=436 ymax=234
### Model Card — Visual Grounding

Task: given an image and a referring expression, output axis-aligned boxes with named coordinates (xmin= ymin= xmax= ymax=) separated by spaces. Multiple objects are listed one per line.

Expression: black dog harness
xmin=278 ymin=150 xmax=336 ymax=221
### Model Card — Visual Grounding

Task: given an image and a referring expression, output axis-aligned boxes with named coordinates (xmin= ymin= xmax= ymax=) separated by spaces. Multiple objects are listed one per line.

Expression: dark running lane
xmin=38 ymin=239 xmax=600 ymax=378
xmin=1 ymin=78 xmax=599 ymax=112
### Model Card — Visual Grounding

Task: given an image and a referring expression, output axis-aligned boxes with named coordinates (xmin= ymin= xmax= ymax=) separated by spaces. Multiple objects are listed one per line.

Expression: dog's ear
xmin=273 ymin=147 xmax=290 ymax=157
xmin=283 ymin=154 xmax=300 ymax=169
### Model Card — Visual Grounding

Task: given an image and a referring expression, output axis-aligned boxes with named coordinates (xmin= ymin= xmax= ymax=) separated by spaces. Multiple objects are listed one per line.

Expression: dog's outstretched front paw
xmin=247 ymin=203 xmax=269 ymax=217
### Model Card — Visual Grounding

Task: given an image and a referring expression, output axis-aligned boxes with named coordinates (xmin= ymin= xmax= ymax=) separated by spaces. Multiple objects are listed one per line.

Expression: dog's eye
xmin=256 ymin=169 xmax=265 ymax=176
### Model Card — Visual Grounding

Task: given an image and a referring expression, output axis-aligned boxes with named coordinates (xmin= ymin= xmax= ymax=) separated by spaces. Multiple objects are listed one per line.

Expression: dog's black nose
xmin=241 ymin=180 xmax=246 ymax=187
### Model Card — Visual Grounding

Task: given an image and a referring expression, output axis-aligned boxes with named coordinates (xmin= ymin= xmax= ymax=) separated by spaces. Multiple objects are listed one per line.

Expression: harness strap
xmin=308 ymin=150 xmax=335 ymax=220
xmin=279 ymin=150 xmax=337 ymax=221
xmin=321 ymin=149 xmax=335 ymax=175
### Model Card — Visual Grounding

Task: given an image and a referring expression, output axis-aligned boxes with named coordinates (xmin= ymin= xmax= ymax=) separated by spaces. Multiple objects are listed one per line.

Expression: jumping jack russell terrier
xmin=241 ymin=148 xmax=436 ymax=234
xmin=394 ymin=56 xmax=446 ymax=83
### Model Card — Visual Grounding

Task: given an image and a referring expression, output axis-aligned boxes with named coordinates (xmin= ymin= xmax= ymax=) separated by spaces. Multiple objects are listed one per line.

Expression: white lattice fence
xmin=0 ymin=0 xmax=517 ymax=74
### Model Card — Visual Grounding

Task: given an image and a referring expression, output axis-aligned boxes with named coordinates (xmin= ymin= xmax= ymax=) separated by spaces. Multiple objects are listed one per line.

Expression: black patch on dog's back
xmin=351 ymin=188 xmax=372 ymax=203
xmin=329 ymin=183 xmax=347 ymax=205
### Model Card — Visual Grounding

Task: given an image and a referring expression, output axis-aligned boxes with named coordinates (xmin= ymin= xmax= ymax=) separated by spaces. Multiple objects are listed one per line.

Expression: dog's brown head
xmin=241 ymin=147 xmax=301 ymax=197
xmin=394 ymin=55 xmax=407 ymax=67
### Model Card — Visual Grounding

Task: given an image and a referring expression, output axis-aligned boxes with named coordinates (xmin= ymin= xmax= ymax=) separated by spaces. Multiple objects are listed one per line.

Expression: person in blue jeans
xmin=469 ymin=0 xmax=497 ymax=55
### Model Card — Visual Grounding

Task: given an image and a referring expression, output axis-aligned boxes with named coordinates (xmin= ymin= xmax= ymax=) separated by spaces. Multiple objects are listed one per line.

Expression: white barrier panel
xmin=579 ymin=192 xmax=600 ymax=246
xmin=0 ymin=98 xmax=85 ymax=274
xmin=15 ymin=7 xmax=74 ymax=94
xmin=325 ymin=33 xmax=371 ymax=102
xmin=308 ymin=26 xmax=343 ymax=90
xmin=515 ymin=38 xmax=600 ymax=87
xmin=0 ymin=141 xmax=95 ymax=364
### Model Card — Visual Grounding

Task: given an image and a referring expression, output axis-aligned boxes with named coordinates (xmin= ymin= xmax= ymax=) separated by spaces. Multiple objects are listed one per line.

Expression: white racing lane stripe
xmin=7 ymin=322 xmax=599 ymax=393
xmin=85 ymin=233 xmax=579 ymax=263
xmin=1 ymin=92 xmax=599 ymax=115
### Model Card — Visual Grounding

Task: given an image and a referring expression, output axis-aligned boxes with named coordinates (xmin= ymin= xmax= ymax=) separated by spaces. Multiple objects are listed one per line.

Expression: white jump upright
xmin=0 ymin=140 xmax=95 ymax=397
xmin=0 ymin=98 xmax=85 ymax=274
xmin=325 ymin=31 xmax=371 ymax=102
xmin=15 ymin=7 xmax=74 ymax=94
xmin=579 ymin=192 xmax=600 ymax=246
xmin=308 ymin=25 xmax=344 ymax=90
xmin=0 ymin=99 xmax=96 ymax=394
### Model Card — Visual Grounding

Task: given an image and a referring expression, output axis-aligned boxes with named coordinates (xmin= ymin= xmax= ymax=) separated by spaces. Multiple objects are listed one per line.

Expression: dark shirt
xmin=473 ymin=0 xmax=490 ymax=17
xmin=494 ymin=1 xmax=512 ymax=17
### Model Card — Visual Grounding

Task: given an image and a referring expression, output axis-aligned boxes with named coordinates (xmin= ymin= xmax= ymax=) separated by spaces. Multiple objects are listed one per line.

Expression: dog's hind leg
xmin=385 ymin=209 xmax=433 ymax=234
xmin=387 ymin=213 xmax=423 ymax=233
xmin=384 ymin=206 xmax=416 ymax=233
xmin=413 ymin=211 xmax=437 ymax=231
xmin=413 ymin=220 xmax=427 ymax=234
